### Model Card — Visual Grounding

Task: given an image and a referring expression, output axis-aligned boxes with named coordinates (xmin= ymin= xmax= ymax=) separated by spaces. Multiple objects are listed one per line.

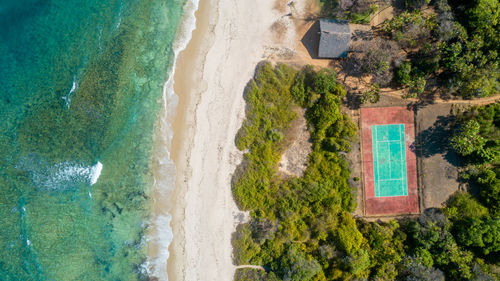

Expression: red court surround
xmin=360 ymin=107 xmax=419 ymax=215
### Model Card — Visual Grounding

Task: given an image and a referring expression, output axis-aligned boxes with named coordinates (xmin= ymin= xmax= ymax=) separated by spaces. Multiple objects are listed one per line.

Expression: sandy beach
xmin=166 ymin=0 xmax=308 ymax=279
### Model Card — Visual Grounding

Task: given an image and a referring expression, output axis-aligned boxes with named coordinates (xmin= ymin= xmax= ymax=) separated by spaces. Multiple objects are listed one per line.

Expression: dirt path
xmin=370 ymin=6 xmax=394 ymax=26
xmin=430 ymin=94 xmax=500 ymax=106
xmin=235 ymin=265 xmax=266 ymax=271
xmin=378 ymin=89 xmax=500 ymax=106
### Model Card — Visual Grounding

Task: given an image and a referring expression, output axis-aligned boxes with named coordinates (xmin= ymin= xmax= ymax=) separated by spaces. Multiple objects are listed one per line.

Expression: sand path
xmin=167 ymin=0 xmax=301 ymax=279
xmin=183 ymin=0 xmax=277 ymax=279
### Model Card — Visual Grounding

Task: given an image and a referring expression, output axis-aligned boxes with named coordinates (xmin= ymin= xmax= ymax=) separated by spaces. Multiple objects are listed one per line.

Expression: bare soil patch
xmin=279 ymin=107 xmax=312 ymax=178
xmin=344 ymin=108 xmax=364 ymax=216
xmin=270 ymin=19 xmax=288 ymax=42
xmin=416 ymin=103 xmax=460 ymax=209
xmin=274 ymin=0 xmax=288 ymax=13
xmin=370 ymin=6 xmax=394 ymax=27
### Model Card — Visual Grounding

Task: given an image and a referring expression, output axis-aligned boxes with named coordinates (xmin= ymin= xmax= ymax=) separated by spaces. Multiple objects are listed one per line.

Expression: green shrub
xmin=233 ymin=224 xmax=262 ymax=265
xmin=445 ymin=192 xmax=488 ymax=220
xmin=456 ymin=218 xmax=500 ymax=256
xmin=360 ymin=84 xmax=380 ymax=104
xmin=235 ymin=268 xmax=280 ymax=281
xmin=336 ymin=212 xmax=364 ymax=254
xmin=395 ymin=62 xmax=413 ymax=86
xmin=277 ymin=245 xmax=321 ymax=281
xmin=382 ymin=11 xmax=437 ymax=48
xmin=450 ymin=120 xmax=486 ymax=156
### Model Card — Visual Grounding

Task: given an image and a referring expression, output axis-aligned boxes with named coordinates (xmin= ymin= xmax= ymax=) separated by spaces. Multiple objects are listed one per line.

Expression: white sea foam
xmin=90 ymin=161 xmax=103 ymax=185
xmin=115 ymin=2 xmax=124 ymax=30
xmin=62 ymin=75 xmax=78 ymax=109
xmin=98 ymin=26 xmax=103 ymax=52
xmin=149 ymin=214 xmax=174 ymax=279
xmin=23 ymin=160 xmax=103 ymax=190
xmin=147 ymin=0 xmax=200 ymax=279
xmin=50 ymin=161 xmax=102 ymax=187
xmin=70 ymin=77 xmax=77 ymax=93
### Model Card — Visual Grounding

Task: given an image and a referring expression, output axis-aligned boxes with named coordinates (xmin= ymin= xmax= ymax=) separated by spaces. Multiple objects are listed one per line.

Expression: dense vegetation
xmin=450 ymin=103 xmax=499 ymax=217
xmin=232 ymin=63 xmax=358 ymax=280
xmin=324 ymin=0 xmax=499 ymax=99
xmin=387 ymin=0 xmax=499 ymax=98
xmin=232 ymin=0 xmax=499 ymax=279
xmin=232 ymin=63 xmax=499 ymax=280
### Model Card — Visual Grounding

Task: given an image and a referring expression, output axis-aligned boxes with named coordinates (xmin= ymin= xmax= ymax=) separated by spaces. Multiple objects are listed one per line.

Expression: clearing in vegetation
xmin=361 ymin=107 xmax=418 ymax=216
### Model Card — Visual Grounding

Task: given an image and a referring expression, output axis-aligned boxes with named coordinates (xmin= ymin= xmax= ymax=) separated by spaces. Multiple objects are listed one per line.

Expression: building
xmin=318 ymin=19 xmax=350 ymax=59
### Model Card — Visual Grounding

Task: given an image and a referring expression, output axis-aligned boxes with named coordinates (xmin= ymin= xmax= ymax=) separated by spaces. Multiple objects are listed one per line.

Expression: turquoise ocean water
xmin=0 ymin=0 xmax=188 ymax=279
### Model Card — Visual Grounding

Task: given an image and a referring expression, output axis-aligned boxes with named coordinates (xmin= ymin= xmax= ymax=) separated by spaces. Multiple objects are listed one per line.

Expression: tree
xmin=322 ymin=0 xmax=385 ymax=24
xmin=440 ymin=34 xmax=499 ymax=98
xmin=382 ymin=11 xmax=436 ymax=48
xmin=477 ymin=168 xmax=500 ymax=216
xmin=444 ymin=192 xmax=488 ymax=220
xmin=359 ymin=220 xmax=404 ymax=280
xmin=233 ymin=224 xmax=262 ymax=265
xmin=463 ymin=0 xmax=500 ymax=51
xmin=335 ymin=212 xmax=364 ymax=254
xmin=450 ymin=120 xmax=485 ymax=156
xmin=362 ymin=48 xmax=391 ymax=83
xmin=345 ymin=248 xmax=371 ymax=278
xmin=408 ymin=76 xmax=426 ymax=96
xmin=313 ymin=69 xmax=340 ymax=96
xmin=401 ymin=256 xmax=445 ymax=281
xmin=359 ymin=39 xmax=402 ymax=86
xmin=279 ymin=245 xmax=321 ymax=281
xmin=235 ymin=268 xmax=280 ymax=281
xmin=402 ymin=213 xmax=476 ymax=280
xmin=307 ymin=88 xmax=343 ymax=143
xmin=405 ymin=0 xmax=431 ymax=10
xmin=395 ymin=61 xmax=413 ymax=86
xmin=457 ymin=218 xmax=500 ymax=255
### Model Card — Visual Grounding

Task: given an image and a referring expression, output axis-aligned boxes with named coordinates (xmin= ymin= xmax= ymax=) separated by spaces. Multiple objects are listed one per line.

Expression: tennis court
xmin=360 ymin=107 xmax=419 ymax=215
xmin=371 ymin=124 xmax=408 ymax=197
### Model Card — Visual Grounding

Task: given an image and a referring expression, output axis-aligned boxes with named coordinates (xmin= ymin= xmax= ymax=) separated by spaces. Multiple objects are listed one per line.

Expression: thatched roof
xmin=318 ymin=19 xmax=350 ymax=58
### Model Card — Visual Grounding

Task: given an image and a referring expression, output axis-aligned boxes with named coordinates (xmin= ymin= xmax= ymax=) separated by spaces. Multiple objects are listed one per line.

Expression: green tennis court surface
xmin=372 ymin=124 xmax=408 ymax=197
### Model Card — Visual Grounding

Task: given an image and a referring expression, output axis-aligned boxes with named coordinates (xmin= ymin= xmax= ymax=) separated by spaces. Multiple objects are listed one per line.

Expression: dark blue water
xmin=0 ymin=0 xmax=185 ymax=279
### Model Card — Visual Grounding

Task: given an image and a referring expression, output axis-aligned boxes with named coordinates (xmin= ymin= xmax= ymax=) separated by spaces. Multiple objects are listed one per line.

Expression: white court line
xmin=388 ymin=138 xmax=392 ymax=182
xmin=376 ymin=140 xmax=402 ymax=143
xmin=399 ymin=125 xmax=405 ymax=195
xmin=374 ymin=126 xmax=380 ymax=197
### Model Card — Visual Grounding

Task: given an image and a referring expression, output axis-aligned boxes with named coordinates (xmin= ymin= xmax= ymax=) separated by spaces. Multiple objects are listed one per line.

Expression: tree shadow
xmin=419 ymin=208 xmax=448 ymax=228
xmin=415 ymin=114 xmax=460 ymax=166
xmin=339 ymin=55 xmax=364 ymax=79
xmin=391 ymin=0 xmax=407 ymax=12
xmin=407 ymin=99 xmax=433 ymax=111
xmin=351 ymin=29 xmax=374 ymax=42
xmin=300 ymin=20 xmax=320 ymax=59
xmin=345 ymin=91 xmax=362 ymax=110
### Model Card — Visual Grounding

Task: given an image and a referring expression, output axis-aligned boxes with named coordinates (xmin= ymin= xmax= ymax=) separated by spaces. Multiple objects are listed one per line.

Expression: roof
xmin=318 ymin=19 xmax=350 ymax=58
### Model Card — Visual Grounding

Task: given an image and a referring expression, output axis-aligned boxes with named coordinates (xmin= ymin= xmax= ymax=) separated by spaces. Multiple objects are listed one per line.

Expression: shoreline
xmin=148 ymin=0 xmax=202 ymax=278
xmin=167 ymin=0 xmax=217 ymax=278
